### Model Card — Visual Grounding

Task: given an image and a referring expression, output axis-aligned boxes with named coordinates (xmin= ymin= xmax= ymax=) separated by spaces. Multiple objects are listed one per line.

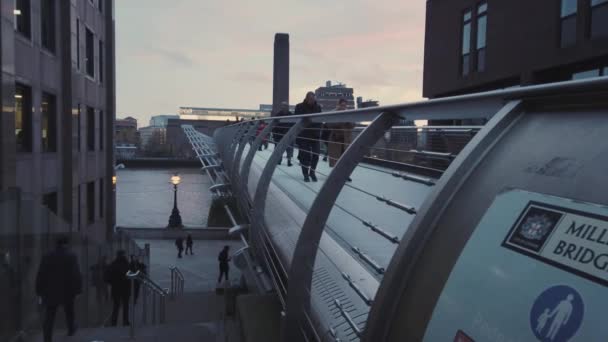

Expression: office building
xmin=149 ymin=114 xmax=179 ymax=127
xmin=115 ymin=116 xmax=138 ymax=145
xmin=356 ymin=97 xmax=379 ymax=108
xmin=179 ymin=106 xmax=270 ymax=121
xmin=260 ymin=104 xmax=295 ymax=112
xmin=314 ymin=81 xmax=355 ymax=111
xmin=0 ymin=0 xmax=115 ymax=239
xmin=423 ymin=0 xmax=608 ymax=99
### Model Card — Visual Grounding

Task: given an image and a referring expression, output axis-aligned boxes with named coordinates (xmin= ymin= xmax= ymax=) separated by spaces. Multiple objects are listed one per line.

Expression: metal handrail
xmin=169 ymin=266 xmax=185 ymax=299
xmin=126 ymin=270 xmax=168 ymax=339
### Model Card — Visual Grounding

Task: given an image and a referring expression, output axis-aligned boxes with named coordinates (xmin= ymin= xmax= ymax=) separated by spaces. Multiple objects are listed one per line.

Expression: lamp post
xmin=168 ymin=174 xmax=183 ymax=228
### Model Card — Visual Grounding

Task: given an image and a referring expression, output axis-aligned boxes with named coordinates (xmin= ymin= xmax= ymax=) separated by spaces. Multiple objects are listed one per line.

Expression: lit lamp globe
xmin=168 ymin=174 xmax=183 ymax=229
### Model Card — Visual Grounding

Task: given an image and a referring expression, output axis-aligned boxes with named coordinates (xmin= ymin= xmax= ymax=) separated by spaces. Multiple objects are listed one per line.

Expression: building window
xmin=15 ymin=0 xmax=31 ymax=38
xmin=561 ymin=0 xmax=578 ymax=48
xmin=591 ymin=0 xmax=608 ymax=38
xmin=15 ymin=83 xmax=32 ymax=153
xmin=41 ymin=92 xmax=57 ymax=152
xmin=77 ymin=186 xmax=81 ymax=230
xmin=87 ymin=107 xmax=95 ymax=151
xmin=572 ymin=67 xmax=607 ymax=80
xmin=41 ymin=0 xmax=56 ymax=53
xmin=476 ymin=2 xmax=488 ymax=72
xmin=99 ymin=40 xmax=104 ymax=84
xmin=86 ymin=27 xmax=95 ymax=78
xmin=76 ymin=19 xmax=80 ymax=70
xmin=76 ymin=104 xmax=81 ymax=151
xmin=43 ymin=192 xmax=58 ymax=215
xmin=461 ymin=9 xmax=473 ymax=76
xmin=99 ymin=179 xmax=104 ymax=218
xmin=99 ymin=110 xmax=104 ymax=150
xmin=87 ymin=181 xmax=95 ymax=223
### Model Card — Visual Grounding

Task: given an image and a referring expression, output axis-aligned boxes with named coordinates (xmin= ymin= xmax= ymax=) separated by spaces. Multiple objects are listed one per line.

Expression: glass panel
xmin=603 ymin=67 xmax=608 ymax=75
xmin=591 ymin=3 xmax=608 ymax=37
xmin=478 ymin=2 xmax=488 ymax=14
xmin=561 ymin=0 xmax=577 ymax=17
xmin=572 ymin=69 xmax=601 ymax=80
xmin=463 ymin=10 xmax=472 ymax=22
xmin=477 ymin=48 xmax=486 ymax=72
xmin=462 ymin=54 xmax=470 ymax=76
xmin=87 ymin=107 xmax=95 ymax=151
xmin=560 ymin=16 xmax=577 ymax=47
xmin=15 ymin=84 xmax=32 ymax=152
xmin=86 ymin=28 xmax=95 ymax=77
xmin=41 ymin=92 xmax=57 ymax=152
xmin=477 ymin=15 xmax=487 ymax=49
xmin=41 ymin=0 xmax=56 ymax=52
xmin=592 ymin=0 xmax=608 ymax=6
xmin=462 ymin=22 xmax=471 ymax=54
xmin=16 ymin=0 xmax=31 ymax=38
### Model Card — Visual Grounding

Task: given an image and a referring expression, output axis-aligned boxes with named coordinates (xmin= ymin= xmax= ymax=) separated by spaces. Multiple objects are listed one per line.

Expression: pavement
xmin=136 ymin=239 xmax=244 ymax=293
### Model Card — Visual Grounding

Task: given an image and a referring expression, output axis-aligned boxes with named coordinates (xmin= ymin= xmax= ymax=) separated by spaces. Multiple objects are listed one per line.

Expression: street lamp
xmin=168 ymin=173 xmax=183 ymax=229
xmin=112 ymin=175 xmax=117 ymax=192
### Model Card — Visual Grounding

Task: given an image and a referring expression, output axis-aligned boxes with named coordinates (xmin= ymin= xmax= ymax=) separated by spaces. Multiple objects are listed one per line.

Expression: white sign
xmin=503 ymin=201 xmax=608 ymax=286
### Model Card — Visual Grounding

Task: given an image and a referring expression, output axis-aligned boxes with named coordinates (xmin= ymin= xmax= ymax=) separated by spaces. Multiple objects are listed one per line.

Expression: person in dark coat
xmin=107 ymin=250 xmax=131 ymax=326
xmin=295 ymin=92 xmax=323 ymax=182
xmin=273 ymin=101 xmax=294 ymax=166
xmin=175 ymin=237 xmax=184 ymax=258
xmin=129 ymin=255 xmax=146 ymax=305
xmin=186 ymin=234 xmax=194 ymax=255
xmin=36 ymin=236 xmax=82 ymax=342
xmin=217 ymin=246 xmax=231 ymax=284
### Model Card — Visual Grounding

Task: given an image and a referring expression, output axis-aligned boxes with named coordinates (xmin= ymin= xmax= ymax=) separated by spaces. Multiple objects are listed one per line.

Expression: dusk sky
xmin=116 ymin=1 xmax=426 ymax=125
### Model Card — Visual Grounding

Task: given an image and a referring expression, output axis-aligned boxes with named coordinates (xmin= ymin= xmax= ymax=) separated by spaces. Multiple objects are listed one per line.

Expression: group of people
xmin=175 ymin=234 xmax=194 ymax=258
xmin=36 ymin=237 xmax=148 ymax=342
xmin=267 ymin=92 xmax=354 ymax=182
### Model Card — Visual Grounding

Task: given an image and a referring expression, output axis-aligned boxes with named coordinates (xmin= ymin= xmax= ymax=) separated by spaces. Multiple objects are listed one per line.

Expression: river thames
xmin=116 ymin=168 xmax=211 ymax=228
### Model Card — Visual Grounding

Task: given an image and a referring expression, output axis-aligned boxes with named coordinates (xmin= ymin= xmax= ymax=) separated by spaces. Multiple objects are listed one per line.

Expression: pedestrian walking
xmin=256 ymin=121 xmax=269 ymax=150
xmin=186 ymin=234 xmax=194 ymax=255
xmin=175 ymin=236 xmax=184 ymax=258
xmin=217 ymin=246 xmax=231 ymax=284
xmin=129 ymin=255 xmax=146 ymax=305
xmin=107 ymin=250 xmax=131 ymax=326
xmin=273 ymin=101 xmax=294 ymax=166
xmin=90 ymin=255 xmax=109 ymax=304
xmin=327 ymin=99 xmax=355 ymax=181
xmin=295 ymin=92 xmax=323 ymax=182
xmin=36 ymin=236 xmax=82 ymax=342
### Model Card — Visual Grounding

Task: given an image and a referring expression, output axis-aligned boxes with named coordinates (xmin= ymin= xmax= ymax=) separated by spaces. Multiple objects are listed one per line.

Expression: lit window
xmin=560 ymin=0 xmax=577 ymax=48
xmin=591 ymin=0 xmax=608 ymax=38
xmin=15 ymin=83 xmax=32 ymax=152
xmin=461 ymin=9 xmax=472 ymax=76
xmin=41 ymin=92 xmax=57 ymax=152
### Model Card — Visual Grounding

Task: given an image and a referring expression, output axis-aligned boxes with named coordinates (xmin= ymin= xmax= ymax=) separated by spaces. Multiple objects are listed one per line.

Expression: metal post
xmin=152 ymin=292 xmax=157 ymax=325
xmin=142 ymin=285 xmax=147 ymax=324
xmin=282 ymin=112 xmax=400 ymax=342
xmin=130 ymin=276 xmax=136 ymax=339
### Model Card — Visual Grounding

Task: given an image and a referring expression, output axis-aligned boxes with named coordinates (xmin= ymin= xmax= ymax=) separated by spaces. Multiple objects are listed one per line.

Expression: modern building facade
xmin=115 ymin=116 xmax=138 ymax=145
xmin=149 ymin=114 xmax=179 ymax=127
xmin=0 ymin=0 xmax=116 ymax=240
xmin=423 ymin=0 xmax=608 ymax=98
xmin=179 ymin=106 xmax=270 ymax=121
xmin=314 ymin=81 xmax=355 ymax=111
xmin=356 ymin=97 xmax=379 ymax=108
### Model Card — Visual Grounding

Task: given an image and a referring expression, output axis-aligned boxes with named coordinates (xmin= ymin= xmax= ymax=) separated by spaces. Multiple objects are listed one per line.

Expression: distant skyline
xmin=116 ymin=1 xmax=425 ymax=124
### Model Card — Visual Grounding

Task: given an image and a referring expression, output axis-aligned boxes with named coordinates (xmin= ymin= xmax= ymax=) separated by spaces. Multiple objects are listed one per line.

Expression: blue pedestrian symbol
xmin=529 ymin=285 xmax=584 ymax=342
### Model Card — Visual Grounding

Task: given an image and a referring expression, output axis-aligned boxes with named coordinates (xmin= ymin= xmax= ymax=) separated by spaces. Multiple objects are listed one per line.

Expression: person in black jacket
xmin=36 ymin=236 xmax=82 ymax=342
xmin=273 ymin=101 xmax=294 ymax=166
xmin=107 ymin=250 xmax=131 ymax=326
xmin=186 ymin=234 xmax=194 ymax=255
xmin=295 ymin=92 xmax=323 ymax=182
xmin=217 ymin=245 xmax=231 ymax=284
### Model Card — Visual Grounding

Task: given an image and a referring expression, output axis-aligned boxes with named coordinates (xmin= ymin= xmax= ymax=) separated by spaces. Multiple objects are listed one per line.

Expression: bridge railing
xmin=209 ymin=76 xmax=608 ymax=342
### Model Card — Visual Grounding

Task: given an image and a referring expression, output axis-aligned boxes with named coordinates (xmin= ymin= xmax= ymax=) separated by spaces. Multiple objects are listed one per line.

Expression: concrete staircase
xmin=24 ymin=291 xmax=242 ymax=342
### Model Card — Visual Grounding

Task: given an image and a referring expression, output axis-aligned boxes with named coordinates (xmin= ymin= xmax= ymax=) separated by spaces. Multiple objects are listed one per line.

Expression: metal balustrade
xmin=169 ymin=267 xmax=185 ymax=299
xmin=182 ymin=77 xmax=608 ymax=342
xmin=126 ymin=270 xmax=168 ymax=339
